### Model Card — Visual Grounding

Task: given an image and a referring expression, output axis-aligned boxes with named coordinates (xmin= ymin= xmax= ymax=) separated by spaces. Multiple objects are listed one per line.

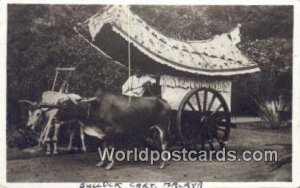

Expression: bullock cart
xmin=74 ymin=5 xmax=260 ymax=150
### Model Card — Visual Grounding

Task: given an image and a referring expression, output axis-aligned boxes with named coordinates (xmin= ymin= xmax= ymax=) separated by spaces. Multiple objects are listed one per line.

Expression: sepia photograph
xmin=1 ymin=1 xmax=298 ymax=186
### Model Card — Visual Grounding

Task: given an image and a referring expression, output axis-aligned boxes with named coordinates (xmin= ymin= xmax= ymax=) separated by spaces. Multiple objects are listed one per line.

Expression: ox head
xmin=19 ymin=100 xmax=48 ymax=130
xmin=20 ymin=94 xmax=82 ymax=130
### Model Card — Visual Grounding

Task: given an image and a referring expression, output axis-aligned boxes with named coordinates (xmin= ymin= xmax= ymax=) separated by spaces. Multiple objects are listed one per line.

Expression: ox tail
xmin=149 ymin=119 xmax=171 ymax=143
xmin=157 ymin=97 xmax=168 ymax=105
xmin=148 ymin=121 xmax=171 ymax=136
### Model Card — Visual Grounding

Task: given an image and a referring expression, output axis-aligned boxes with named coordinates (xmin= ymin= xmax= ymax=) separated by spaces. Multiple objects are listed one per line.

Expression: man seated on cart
xmin=122 ymin=69 xmax=160 ymax=97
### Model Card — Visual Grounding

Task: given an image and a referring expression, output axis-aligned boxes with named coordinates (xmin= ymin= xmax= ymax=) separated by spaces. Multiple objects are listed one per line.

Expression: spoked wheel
xmin=176 ymin=87 xmax=231 ymax=150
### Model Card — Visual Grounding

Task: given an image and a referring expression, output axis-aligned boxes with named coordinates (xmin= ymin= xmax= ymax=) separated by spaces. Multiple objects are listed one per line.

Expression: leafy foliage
xmin=7 ymin=5 xmax=127 ymax=102
xmin=239 ymin=38 xmax=292 ymax=100
xmin=132 ymin=6 xmax=293 ymax=40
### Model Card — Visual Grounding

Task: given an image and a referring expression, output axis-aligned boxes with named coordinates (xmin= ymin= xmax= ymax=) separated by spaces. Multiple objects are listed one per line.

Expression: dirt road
xmin=7 ymin=127 xmax=291 ymax=182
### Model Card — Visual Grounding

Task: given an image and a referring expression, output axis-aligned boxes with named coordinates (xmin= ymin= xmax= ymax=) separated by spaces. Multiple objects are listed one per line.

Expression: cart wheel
xmin=176 ymin=87 xmax=231 ymax=150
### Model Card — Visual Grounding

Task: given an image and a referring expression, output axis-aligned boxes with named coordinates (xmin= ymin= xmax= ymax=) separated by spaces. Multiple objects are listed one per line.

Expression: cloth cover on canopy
xmin=87 ymin=5 xmax=260 ymax=76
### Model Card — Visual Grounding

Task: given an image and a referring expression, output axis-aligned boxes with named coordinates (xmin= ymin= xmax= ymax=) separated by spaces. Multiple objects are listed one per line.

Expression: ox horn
xmin=19 ymin=100 xmax=38 ymax=106
xmin=81 ymin=97 xmax=97 ymax=103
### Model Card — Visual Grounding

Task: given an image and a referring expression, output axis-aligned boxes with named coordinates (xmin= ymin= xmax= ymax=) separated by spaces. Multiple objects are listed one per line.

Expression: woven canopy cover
xmin=87 ymin=5 xmax=260 ymax=76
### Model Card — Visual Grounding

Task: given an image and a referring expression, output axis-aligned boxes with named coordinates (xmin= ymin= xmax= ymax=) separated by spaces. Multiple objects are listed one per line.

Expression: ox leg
xmin=42 ymin=122 xmax=52 ymax=155
xmin=37 ymin=131 xmax=44 ymax=148
xmin=105 ymin=158 xmax=115 ymax=170
xmin=34 ymin=131 xmax=44 ymax=152
xmin=96 ymin=142 xmax=106 ymax=168
xmin=44 ymin=123 xmax=52 ymax=155
xmin=96 ymin=141 xmax=108 ymax=168
xmin=52 ymin=122 xmax=61 ymax=155
xmin=78 ymin=121 xmax=87 ymax=153
xmin=156 ymin=125 xmax=168 ymax=169
xmin=67 ymin=129 xmax=75 ymax=151
xmin=42 ymin=115 xmax=54 ymax=144
xmin=46 ymin=142 xmax=51 ymax=155
xmin=42 ymin=115 xmax=55 ymax=155
xmin=104 ymin=144 xmax=115 ymax=170
xmin=80 ymin=129 xmax=87 ymax=153
xmin=96 ymin=160 xmax=105 ymax=167
xmin=98 ymin=140 xmax=115 ymax=170
xmin=43 ymin=130 xmax=51 ymax=155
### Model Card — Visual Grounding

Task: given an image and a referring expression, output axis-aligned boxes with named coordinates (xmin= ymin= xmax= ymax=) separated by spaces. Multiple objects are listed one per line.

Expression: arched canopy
xmin=78 ymin=5 xmax=260 ymax=76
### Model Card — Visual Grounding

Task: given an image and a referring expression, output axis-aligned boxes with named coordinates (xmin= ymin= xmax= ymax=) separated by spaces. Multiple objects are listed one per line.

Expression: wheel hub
xmin=200 ymin=116 xmax=210 ymax=125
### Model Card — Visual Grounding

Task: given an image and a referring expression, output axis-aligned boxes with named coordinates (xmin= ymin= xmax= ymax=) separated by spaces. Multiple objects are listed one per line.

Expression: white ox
xmin=21 ymin=91 xmax=86 ymax=155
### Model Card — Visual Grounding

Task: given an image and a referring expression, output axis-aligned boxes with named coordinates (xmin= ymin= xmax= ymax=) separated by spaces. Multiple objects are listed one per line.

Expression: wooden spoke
xmin=216 ymin=126 xmax=226 ymax=132
xmin=213 ymin=129 xmax=220 ymax=140
xmin=186 ymin=101 xmax=196 ymax=112
xmin=214 ymin=114 xmax=227 ymax=122
xmin=207 ymin=95 xmax=216 ymax=112
xmin=203 ymin=90 xmax=207 ymax=111
xmin=214 ymin=121 xmax=228 ymax=127
xmin=195 ymin=92 xmax=202 ymax=112
xmin=207 ymin=104 xmax=223 ymax=120
xmin=206 ymin=123 xmax=225 ymax=134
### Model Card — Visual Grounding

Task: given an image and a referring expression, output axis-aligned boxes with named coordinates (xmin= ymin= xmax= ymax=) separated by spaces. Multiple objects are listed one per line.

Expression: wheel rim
xmin=176 ymin=87 xmax=231 ymax=150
